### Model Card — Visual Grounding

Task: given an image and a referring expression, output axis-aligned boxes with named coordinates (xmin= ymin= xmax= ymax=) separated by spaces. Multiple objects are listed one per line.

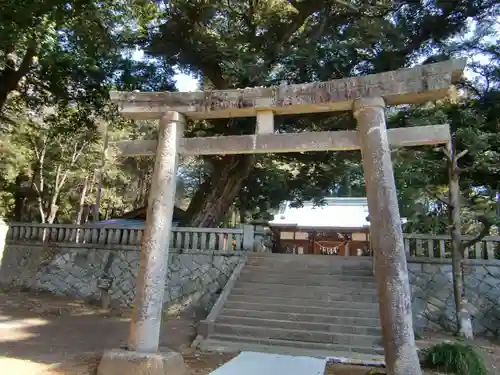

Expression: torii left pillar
xmin=98 ymin=111 xmax=188 ymax=375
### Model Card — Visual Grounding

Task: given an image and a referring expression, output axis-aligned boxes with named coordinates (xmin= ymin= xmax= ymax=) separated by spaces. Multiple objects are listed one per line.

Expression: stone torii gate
xmin=98 ymin=59 xmax=465 ymax=375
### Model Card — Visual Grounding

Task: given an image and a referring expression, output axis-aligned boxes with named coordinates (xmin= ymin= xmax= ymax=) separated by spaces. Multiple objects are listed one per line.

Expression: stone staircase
xmin=197 ymin=253 xmax=384 ymax=358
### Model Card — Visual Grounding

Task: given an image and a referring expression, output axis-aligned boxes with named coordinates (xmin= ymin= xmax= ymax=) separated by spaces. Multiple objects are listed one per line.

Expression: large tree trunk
xmin=0 ymin=44 xmax=37 ymax=113
xmin=182 ymin=155 xmax=254 ymax=227
xmin=448 ymin=148 xmax=473 ymax=339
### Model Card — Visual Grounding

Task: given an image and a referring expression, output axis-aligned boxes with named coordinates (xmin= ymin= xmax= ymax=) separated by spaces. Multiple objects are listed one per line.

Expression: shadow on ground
xmin=1 ymin=290 xmax=499 ymax=375
xmin=0 ymin=290 xmax=199 ymax=374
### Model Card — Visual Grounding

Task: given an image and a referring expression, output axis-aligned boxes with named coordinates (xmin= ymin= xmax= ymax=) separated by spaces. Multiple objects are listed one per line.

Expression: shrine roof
xmin=269 ymin=197 xmax=406 ymax=230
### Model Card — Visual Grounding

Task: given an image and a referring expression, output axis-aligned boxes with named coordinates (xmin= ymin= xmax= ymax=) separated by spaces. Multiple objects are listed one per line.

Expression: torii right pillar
xmin=354 ymin=97 xmax=422 ymax=375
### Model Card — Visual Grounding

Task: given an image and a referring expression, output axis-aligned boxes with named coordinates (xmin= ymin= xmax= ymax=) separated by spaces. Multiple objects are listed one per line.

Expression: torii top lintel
xmin=110 ymin=59 xmax=466 ymax=120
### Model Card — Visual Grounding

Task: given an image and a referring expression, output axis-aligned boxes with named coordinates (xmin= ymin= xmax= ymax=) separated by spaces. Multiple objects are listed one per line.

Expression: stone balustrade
xmin=0 ymin=221 xmax=248 ymax=313
xmin=1 ymin=221 xmax=500 ymax=336
xmin=404 ymin=233 xmax=500 ymax=260
xmin=5 ymin=222 xmax=262 ymax=252
xmin=5 ymin=223 xmax=500 ymax=259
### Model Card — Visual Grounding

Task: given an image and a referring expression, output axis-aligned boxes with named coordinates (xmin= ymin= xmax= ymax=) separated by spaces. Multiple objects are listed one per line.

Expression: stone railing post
xmin=242 ymin=225 xmax=255 ymax=251
xmin=127 ymin=111 xmax=185 ymax=352
xmin=354 ymin=97 xmax=421 ymax=375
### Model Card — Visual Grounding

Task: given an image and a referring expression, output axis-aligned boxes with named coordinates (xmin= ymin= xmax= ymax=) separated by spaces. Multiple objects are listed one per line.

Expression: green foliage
xmin=141 ymin=0 xmax=500 ymax=225
xmin=0 ymin=0 xmax=177 ymax=222
xmin=0 ymin=0 xmax=176 ymax=115
xmin=1 ymin=0 xmax=499 ymax=228
xmin=364 ymin=370 xmax=385 ymax=375
xmin=421 ymin=342 xmax=489 ymax=375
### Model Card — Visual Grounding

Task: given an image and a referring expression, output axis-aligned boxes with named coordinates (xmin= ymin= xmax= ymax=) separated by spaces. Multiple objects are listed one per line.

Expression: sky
xmin=175 ymin=72 xmax=199 ymax=92
xmin=132 ymin=49 xmax=199 ymax=91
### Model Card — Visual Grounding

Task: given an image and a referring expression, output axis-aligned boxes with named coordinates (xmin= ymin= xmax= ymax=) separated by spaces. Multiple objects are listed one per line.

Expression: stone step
xmin=227 ymin=293 xmax=379 ymax=308
xmin=219 ymin=308 xmax=381 ymax=327
xmin=200 ymin=335 xmax=385 ymax=357
xmin=224 ymin=300 xmax=380 ymax=318
xmin=230 ymin=288 xmax=378 ymax=303
xmin=237 ymin=273 xmax=376 ymax=286
xmin=244 ymin=263 xmax=373 ymax=274
xmin=216 ymin=316 xmax=382 ymax=336
xmin=247 ymin=253 xmax=372 ymax=264
xmin=232 ymin=282 xmax=378 ymax=297
xmin=243 ymin=263 xmax=374 ymax=275
xmin=213 ymin=323 xmax=381 ymax=347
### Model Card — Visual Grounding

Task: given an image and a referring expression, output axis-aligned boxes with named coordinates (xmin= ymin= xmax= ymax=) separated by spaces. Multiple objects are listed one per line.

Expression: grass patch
xmin=420 ymin=342 xmax=488 ymax=375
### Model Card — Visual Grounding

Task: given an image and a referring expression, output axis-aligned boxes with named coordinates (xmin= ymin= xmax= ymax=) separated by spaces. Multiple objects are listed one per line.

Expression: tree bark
xmin=46 ymin=204 xmax=59 ymax=224
xmin=448 ymin=146 xmax=473 ymax=339
xmin=0 ymin=43 xmax=37 ymax=112
xmin=94 ymin=123 xmax=109 ymax=222
xmin=184 ymin=155 xmax=254 ymax=227
xmin=75 ymin=176 xmax=90 ymax=225
xmin=32 ymin=140 xmax=47 ymax=223
xmin=46 ymin=166 xmax=69 ymax=224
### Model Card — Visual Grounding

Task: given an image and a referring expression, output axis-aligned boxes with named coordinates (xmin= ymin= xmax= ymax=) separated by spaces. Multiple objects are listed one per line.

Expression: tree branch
xmin=0 ymin=41 xmax=38 ymax=93
xmin=262 ymin=0 xmax=330 ymax=70
xmin=54 ymin=165 xmax=62 ymax=190
xmin=458 ymin=161 xmax=500 ymax=174
xmin=455 ymin=149 xmax=468 ymax=161
xmin=439 ymin=146 xmax=452 ymax=162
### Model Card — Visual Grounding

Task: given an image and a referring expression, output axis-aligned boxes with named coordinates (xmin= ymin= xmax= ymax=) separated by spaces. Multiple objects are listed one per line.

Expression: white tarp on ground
xmin=208 ymin=352 xmax=327 ymax=375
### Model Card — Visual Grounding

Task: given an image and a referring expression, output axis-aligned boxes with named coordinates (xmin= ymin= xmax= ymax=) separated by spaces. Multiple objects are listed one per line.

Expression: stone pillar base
xmin=97 ymin=348 xmax=187 ymax=375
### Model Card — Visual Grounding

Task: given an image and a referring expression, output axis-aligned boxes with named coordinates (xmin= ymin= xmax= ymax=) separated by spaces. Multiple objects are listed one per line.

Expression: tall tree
xmin=0 ymin=0 xmax=178 ymax=221
xmin=143 ymin=0 xmax=497 ymax=227
xmin=388 ymin=27 xmax=500 ymax=336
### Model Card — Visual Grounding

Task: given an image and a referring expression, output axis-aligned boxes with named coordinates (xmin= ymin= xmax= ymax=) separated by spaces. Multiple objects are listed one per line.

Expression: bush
xmin=420 ymin=342 xmax=488 ymax=375
xmin=364 ymin=370 xmax=385 ymax=375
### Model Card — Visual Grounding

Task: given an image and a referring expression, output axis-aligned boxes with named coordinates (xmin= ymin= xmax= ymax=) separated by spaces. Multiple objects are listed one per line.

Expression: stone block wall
xmin=409 ymin=259 xmax=500 ymax=336
xmin=0 ymin=243 xmax=242 ymax=314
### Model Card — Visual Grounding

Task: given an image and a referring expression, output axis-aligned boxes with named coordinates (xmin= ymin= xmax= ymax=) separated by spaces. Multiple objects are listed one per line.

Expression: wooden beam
xmin=109 ymin=60 xmax=466 ymax=120
xmin=110 ymin=124 xmax=450 ymax=157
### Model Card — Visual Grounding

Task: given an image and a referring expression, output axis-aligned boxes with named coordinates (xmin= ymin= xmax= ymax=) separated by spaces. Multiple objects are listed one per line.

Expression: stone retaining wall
xmin=1 ymin=241 xmax=499 ymax=337
xmin=0 ymin=243 xmax=242 ymax=314
xmin=409 ymin=258 xmax=500 ymax=336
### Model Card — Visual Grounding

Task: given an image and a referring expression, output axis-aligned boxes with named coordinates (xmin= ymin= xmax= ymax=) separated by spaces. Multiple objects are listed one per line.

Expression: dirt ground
xmin=0 ymin=290 xmax=498 ymax=375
